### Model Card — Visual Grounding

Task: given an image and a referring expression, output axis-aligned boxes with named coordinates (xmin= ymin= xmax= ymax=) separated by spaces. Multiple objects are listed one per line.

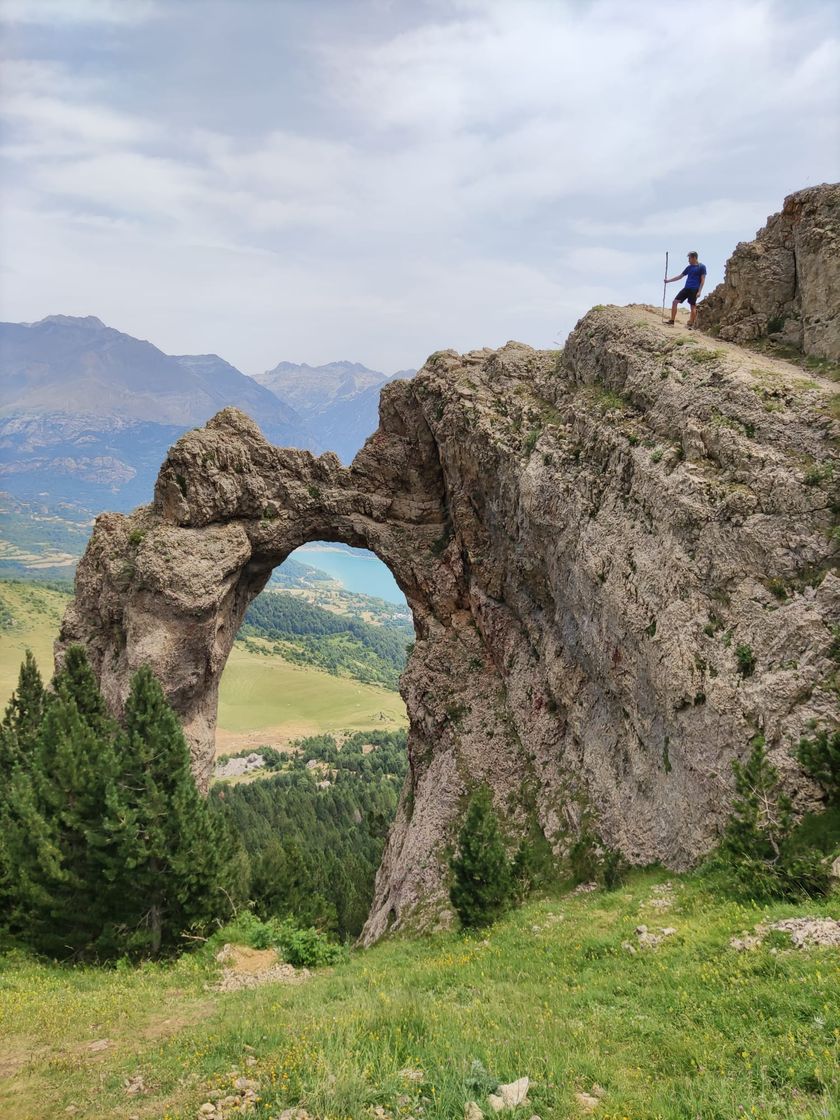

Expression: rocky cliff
xmin=701 ymin=183 xmax=839 ymax=359
xmin=59 ymin=191 xmax=840 ymax=943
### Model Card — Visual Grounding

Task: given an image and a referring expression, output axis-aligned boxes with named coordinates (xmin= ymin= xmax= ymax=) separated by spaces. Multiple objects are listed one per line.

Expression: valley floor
xmin=1 ymin=869 xmax=837 ymax=1120
xmin=0 ymin=581 xmax=408 ymax=754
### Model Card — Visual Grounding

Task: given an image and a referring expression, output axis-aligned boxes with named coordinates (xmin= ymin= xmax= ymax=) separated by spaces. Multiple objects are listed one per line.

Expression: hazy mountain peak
xmin=34 ymin=314 xmax=108 ymax=330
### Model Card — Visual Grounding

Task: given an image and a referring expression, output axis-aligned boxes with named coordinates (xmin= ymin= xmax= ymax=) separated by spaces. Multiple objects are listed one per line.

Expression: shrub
xmin=735 ymin=644 xmax=756 ymax=677
xmin=568 ymin=823 xmax=628 ymax=890
xmin=569 ymin=829 xmax=600 ymax=885
xmin=523 ymin=427 xmax=542 ymax=457
xmin=720 ymin=738 xmax=830 ymax=900
xmin=796 ymin=727 xmax=840 ymax=805
xmin=219 ymin=912 xmax=343 ymax=967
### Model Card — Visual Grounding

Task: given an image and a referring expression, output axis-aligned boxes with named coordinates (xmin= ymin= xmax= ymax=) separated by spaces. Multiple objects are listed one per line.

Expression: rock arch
xmin=60 ymin=319 xmax=840 ymax=942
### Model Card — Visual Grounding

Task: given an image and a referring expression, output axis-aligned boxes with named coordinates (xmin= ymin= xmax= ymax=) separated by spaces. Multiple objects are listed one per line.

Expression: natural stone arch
xmin=60 ymin=321 xmax=840 ymax=943
xmin=59 ymin=382 xmax=525 ymax=942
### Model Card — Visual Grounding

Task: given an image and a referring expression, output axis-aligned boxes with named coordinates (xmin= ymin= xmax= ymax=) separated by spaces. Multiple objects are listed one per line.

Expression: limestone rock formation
xmin=701 ymin=183 xmax=839 ymax=359
xmin=60 ymin=198 xmax=840 ymax=944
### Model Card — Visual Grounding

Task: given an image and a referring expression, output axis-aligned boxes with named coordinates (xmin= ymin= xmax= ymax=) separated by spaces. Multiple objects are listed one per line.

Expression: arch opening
xmin=215 ymin=540 xmax=411 ymax=762
xmin=211 ymin=540 xmax=413 ymax=942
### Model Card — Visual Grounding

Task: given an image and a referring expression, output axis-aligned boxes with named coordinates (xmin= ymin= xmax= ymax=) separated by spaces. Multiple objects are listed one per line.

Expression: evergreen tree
xmin=797 ymin=727 xmax=840 ymax=805
xmin=0 ymin=651 xmax=48 ymax=928
xmin=721 ymin=738 xmax=829 ymax=900
xmin=10 ymin=686 xmax=121 ymax=955
xmin=52 ymin=644 xmax=113 ymax=738
xmin=450 ymin=786 xmax=513 ymax=929
xmin=110 ymin=666 xmax=240 ymax=954
xmin=1 ymin=649 xmax=46 ymax=773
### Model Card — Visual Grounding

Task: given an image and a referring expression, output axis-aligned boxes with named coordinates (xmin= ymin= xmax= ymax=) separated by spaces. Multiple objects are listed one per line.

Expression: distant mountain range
xmin=0 ymin=314 xmax=415 ymax=573
xmin=254 ymin=359 xmax=415 ymax=464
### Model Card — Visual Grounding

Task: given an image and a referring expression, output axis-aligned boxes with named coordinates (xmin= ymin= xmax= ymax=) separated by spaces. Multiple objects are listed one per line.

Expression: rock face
xmin=701 ymin=183 xmax=839 ymax=359
xmin=59 ymin=205 xmax=840 ymax=944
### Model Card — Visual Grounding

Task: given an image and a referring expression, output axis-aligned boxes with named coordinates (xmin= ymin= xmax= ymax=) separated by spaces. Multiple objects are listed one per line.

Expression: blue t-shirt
xmin=681 ymin=263 xmax=707 ymax=289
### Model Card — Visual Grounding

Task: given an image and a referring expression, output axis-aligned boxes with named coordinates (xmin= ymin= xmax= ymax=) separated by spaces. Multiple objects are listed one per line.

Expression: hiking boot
xmin=663 ymin=320 xmax=674 ymax=326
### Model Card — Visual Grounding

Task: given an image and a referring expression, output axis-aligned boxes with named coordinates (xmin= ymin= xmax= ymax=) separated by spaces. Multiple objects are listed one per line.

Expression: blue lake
xmin=289 ymin=543 xmax=406 ymax=605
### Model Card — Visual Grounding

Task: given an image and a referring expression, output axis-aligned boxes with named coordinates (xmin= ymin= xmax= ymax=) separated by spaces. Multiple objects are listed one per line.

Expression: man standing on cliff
xmin=664 ymin=252 xmax=707 ymax=329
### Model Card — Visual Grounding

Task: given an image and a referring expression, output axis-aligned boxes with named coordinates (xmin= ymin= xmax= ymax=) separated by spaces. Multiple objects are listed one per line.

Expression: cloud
xmin=0 ymin=0 xmax=159 ymax=24
xmin=0 ymin=0 xmax=838 ymax=374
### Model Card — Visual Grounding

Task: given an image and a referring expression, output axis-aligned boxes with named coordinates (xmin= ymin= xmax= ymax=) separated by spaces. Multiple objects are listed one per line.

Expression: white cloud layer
xmin=1 ymin=0 xmax=159 ymax=24
xmin=1 ymin=0 xmax=838 ymax=373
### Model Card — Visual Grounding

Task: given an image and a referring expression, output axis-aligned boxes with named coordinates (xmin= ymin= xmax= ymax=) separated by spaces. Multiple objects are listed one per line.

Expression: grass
xmin=0 ymin=579 xmax=406 ymax=748
xmin=0 ymin=580 xmax=71 ymax=704
xmin=1 ymin=869 xmax=837 ymax=1119
xmin=217 ymin=644 xmax=407 ymax=740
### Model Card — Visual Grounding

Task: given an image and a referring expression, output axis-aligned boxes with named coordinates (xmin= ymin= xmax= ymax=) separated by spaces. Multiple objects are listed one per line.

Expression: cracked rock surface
xmin=701 ymin=182 xmax=839 ymax=359
xmin=60 ymin=198 xmax=840 ymax=943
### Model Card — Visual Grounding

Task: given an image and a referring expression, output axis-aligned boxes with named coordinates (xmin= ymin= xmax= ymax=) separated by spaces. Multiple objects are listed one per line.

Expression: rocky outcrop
xmin=59 ymin=197 xmax=840 ymax=943
xmin=59 ymin=305 xmax=840 ymax=942
xmin=701 ymin=183 xmax=839 ymax=359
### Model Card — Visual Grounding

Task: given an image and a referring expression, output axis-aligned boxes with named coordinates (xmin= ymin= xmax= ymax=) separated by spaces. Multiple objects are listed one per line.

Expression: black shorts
xmin=675 ymin=287 xmax=700 ymax=306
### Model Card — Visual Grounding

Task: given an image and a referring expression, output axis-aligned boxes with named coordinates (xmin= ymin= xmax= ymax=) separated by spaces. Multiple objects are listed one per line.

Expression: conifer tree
xmin=0 ymin=651 xmax=49 ymax=926
xmin=52 ymin=644 xmax=113 ymax=738
xmin=797 ymin=727 xmax=840 ymax=805
xmin=11 ymin=685 xmax=121 ymax=955
xmin=1 ymin=649 xmax=46 ymax=773
xmin=450 ymin=786 xmax=513 ymax=929
xmin=110 ymin=666 xmax=239 ymax=954
xmin=721 ymin=737 xmax=829 ymax=900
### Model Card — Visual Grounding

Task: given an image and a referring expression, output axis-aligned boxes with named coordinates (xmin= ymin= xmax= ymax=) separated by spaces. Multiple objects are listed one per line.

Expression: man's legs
xmin=668 ymin=297 xmax=679 ymax=324
xmin=688 ymin=294 xmax=699 ymax=327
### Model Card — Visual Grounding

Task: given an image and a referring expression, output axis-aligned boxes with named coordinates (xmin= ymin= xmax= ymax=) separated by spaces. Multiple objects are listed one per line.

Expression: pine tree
xmin=110 ymin=666 xmax=239 ymax=954
xmin=1 ymin=650 xmax=47 ymax=773
xmin=9 ymin=685 xmax=121 ymax=955
xmin=797 ymin=727 xmax=840 ymax=805
xmin=722 ymin=737 xmax=829 ymax=900
xmin=450 ymin=786 xmax=513 ymax=929
xmin=0 ymin=651 xmax=49 ymax=928
xmin=52 ymin=644 xmax=113 ymax=738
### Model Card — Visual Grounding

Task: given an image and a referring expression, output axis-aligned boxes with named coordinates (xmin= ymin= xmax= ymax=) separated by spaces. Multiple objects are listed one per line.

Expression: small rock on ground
xmin=488 ymin=1077 xmax=530 ymax=1111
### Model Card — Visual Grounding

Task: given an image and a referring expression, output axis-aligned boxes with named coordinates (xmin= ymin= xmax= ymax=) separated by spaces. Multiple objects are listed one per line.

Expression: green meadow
xmin=217 ymin=643 xmax=406 ymax=746
xmin=0 ymin=581 xmax=70 ymax=705
xmin=0 ymin=869 xmax=837 ymax=1120
xmin=0 ymin=580 xmax=406 ymax=750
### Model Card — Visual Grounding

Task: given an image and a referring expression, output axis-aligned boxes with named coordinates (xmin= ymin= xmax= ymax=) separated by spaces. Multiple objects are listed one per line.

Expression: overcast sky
xmin=1 ymin=0 xmax=838 ymax=376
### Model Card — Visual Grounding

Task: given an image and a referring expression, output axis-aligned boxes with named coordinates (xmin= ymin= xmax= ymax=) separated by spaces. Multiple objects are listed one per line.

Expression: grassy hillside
xmin=0 ymin=580 xmax=407 ymax=748
xmin=0 ymin=870 xmax=837 ymax=1119
xmin=240 ymin=589 xmax=413 ymax=691
xmin=0 ymin=579 xmax=71 ymax=702
xmin=217 ymin=644 xmax=405 ymax=747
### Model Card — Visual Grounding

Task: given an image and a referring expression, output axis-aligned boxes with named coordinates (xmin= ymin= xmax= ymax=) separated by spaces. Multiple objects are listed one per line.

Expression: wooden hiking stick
xmin=662 ymin=251 xmax=669 ymax=321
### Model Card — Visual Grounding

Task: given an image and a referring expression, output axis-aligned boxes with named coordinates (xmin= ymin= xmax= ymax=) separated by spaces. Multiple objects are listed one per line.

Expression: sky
xmin=1 ymin=0 xmax=838 ymax=377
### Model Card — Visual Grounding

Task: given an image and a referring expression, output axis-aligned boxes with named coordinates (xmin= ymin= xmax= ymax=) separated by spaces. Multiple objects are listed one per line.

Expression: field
xmin=216 ymin=644 xmax=406 ymax=753
xmin=0 ymin=869 xmax=837 ymax=1119
xmin=0 ymin=580 xmax=406 ymax=749
xmin=0 ymin=581 xmax=70 ymax=704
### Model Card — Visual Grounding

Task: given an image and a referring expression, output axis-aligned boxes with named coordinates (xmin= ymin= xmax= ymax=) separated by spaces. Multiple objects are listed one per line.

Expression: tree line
xmin=0 ymin=650 xmax=242 ymax=958
xmin=211 ymin=730 xmax=407 ymax=940
xmin=240 ymin=591 xmax=413 ymax=690
xmin=0 ymin=648 xmax=408 ymax=959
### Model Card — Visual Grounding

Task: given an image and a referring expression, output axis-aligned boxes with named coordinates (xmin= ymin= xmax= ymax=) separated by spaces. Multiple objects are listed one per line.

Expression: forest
xmin=213 ymin=729 xmax=407 ymax=940
xmin=239 ymin=590 xmax=413 ymax=690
